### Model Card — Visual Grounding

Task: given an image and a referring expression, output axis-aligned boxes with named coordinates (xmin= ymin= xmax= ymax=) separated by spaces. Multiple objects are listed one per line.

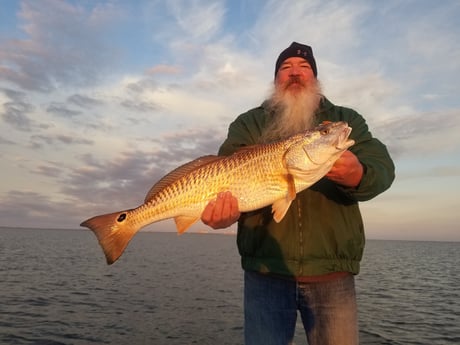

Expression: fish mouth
xmin=336 ymin=126 xmax=354 ymax=150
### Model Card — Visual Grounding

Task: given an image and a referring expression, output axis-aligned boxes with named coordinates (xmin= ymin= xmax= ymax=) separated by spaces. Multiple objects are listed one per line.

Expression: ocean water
xmin=0 ymin=227 xmax=458 ymax=345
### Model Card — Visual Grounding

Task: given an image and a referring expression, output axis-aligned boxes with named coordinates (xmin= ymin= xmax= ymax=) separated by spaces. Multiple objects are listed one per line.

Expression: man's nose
xmin=289 ymin=66 xmax=301 ymax=76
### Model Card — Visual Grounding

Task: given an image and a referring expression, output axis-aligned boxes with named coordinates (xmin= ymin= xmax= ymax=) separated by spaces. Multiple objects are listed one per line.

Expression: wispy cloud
xmin=0 ymin=0 xmax=459 ymax=241
xmin=68 ymin=94 xmax=104 ymax=109
xmin=0 ymin=0 xmax=122 ymax=91
xmin=2 ymin=101 xmax=36 ymax=131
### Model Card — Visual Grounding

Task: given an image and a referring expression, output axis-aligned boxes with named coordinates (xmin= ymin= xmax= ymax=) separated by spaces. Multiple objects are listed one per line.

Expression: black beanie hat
xmin=274 ymin=42 xmax=317 ymax=78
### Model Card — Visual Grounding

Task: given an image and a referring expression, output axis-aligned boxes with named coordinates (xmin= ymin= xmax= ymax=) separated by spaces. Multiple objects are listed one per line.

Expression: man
xmin=201 ymin=42 xmax=395 ymax=345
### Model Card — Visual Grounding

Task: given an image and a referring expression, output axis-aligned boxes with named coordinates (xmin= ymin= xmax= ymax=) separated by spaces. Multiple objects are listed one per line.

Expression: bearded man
xmin=201 ymin=42 xmax=395 ymax=345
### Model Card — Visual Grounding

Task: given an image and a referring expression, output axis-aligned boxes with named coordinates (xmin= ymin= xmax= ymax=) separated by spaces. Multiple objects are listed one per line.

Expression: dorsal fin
xmin=144 ymin=155 xmax=223 ymax=202
xmin=233 ymin=144 xmax=262 ymax=154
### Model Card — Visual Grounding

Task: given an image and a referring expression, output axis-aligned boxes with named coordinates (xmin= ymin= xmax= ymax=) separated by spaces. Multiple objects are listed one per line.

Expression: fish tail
xmin=80 ymin=210 xmax=139 ymax=265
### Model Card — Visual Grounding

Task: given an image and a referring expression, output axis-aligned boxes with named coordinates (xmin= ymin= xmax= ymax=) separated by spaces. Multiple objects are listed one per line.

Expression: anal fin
xmin=174 ymin=216 xmax=199 ymax=234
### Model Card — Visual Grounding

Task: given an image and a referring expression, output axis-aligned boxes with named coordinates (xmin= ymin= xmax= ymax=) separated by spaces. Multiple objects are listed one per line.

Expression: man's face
xmin=260 ymin=57 xmax=321 ymax=143
xmin=275 ymin=57 xmax=315 ymax=93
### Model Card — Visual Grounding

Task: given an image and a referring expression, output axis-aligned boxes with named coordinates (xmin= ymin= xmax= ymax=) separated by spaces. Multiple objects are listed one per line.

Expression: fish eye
xmin=117 ymin=213 xmax=127 ymax=222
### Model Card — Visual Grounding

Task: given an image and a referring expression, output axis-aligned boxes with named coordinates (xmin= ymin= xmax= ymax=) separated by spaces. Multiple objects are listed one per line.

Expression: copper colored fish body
xmin=81 ymin=121 xmax=354 ymax=264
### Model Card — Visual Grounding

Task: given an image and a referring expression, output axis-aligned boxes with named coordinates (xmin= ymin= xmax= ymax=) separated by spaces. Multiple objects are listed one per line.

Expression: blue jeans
xmin=244 ymin=271 xmax=358 ymax=345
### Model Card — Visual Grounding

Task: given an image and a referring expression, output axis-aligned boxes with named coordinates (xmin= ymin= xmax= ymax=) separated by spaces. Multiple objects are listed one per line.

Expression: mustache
xmin=284 ymin=76 xmax=306 ymax=89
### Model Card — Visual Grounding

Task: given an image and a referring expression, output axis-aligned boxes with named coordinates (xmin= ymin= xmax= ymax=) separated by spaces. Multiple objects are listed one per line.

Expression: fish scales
xmin=80 ymin=121 xmax=354 ymax=264
xmin=147 ymin=143 xmax=286 ymax=216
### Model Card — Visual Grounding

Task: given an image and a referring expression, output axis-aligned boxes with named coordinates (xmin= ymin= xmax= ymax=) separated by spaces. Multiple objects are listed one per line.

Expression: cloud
xmin=29 ymin=126 xmax=227 ymax=225
xmin=32 ymin=162 xmax=64 ymax=178
xmin=68 ymin=94 xmax=104 ymax=109
xmin=0 ymin=135 xmax=16 ymax=145
xmin=0 ymin=87 xmax=38 ymax=131
xmin=0 ymin=87 xmax=27 ymax=102
xmin=0 ymin=0 xmax=122 ymax=92
xmin=374 ymin=109 xmax=460 ymax=158
xmin=1 ymin=0 xmax=459 ymax=242
xmin=145 ymin=0 xmax=226 ymax=44
xmin=321 ymin=72 xmax=400 ymax=119
xmin=145 ymin=64 xmax=182 ymax=76
xmin=120 ymin=99 xmax=161 ymax=113
xmin=249 ymin=0 xmax=367 ymax=56
xmin=396 ymin=165 xmax=460 ymax=181
xmin=1 ymin=101 xmax=35 ymax=131
xmin=169 ymin=0 xmax=225 ymax=40
xmin=0 ymin=190 xmax=79 ymax=228
xmin=29 ymin=134 xmax=93 ymax=148
xmin=47 ymin=102 xmax=82 ymax=118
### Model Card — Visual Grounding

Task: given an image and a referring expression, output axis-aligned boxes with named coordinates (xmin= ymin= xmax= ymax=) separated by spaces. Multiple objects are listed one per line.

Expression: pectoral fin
xmin=174 ymin=216 xmax=199 ymax=234
xmin=272 ymin=198 xmax=293 ymax=223
xmin=286 ymin=173 xmax=296 ymax=200
xmin=272 ymin=173 xmax=297 ymax=223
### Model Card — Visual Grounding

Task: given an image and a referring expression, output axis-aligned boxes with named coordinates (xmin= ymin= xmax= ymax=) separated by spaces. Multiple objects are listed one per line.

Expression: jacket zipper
xmin=297 ymin=198 xmax=303 ymax=276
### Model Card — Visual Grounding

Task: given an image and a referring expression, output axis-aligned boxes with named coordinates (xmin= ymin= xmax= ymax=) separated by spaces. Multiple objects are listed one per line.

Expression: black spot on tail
xmin=117 ymin=213 xmax=127 ymax=222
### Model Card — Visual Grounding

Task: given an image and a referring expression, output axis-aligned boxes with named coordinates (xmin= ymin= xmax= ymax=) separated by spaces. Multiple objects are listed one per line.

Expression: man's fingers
xmin=229 ymin=194 xmax=240 ymax=219
xmin=201 ymin=192 xmax=240 ymax=229
xmin=220 ymin=191 xmax=235 ymax=219
xmin=201 ymin=200 xmax=215 ymax=224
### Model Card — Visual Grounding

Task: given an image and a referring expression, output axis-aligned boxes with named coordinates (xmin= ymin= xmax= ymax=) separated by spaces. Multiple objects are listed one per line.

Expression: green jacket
xmin=218 ymin=97 xmax=395 ymax=277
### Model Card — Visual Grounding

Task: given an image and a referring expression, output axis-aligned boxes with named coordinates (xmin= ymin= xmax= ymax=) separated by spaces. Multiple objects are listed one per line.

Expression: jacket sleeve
xmin=341 ymin=110 xmax=395 ymax=201
xmin=218 ymin=109 xmax=262 ymax=156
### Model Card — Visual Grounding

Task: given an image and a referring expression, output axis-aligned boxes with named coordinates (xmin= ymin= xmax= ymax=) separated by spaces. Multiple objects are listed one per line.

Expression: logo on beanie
xmin=297 ymin=49 xmax=308 ymax=57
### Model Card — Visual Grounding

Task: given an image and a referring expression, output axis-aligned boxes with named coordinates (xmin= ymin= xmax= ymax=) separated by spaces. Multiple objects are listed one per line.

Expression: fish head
xmin=285 ymin=121 xmax=354 ymax=174
xmin=302 ymin=121 xmax=354 ymax=164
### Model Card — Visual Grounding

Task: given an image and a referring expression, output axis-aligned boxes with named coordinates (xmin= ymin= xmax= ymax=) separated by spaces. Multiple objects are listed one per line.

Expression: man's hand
xmin=201 ymin=191 xmax=241 ymax=229
xmin=326 ymin=150 xmax=364 ymax=188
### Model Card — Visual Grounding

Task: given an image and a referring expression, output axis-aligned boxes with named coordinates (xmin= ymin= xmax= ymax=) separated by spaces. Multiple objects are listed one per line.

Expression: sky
xmin=0 ymin=0 xmax=459 ymax=241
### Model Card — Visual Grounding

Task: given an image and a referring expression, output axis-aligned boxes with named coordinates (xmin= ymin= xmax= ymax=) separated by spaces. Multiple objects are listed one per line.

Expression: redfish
xmin=81 ymin=121 xmax=354 ymax=264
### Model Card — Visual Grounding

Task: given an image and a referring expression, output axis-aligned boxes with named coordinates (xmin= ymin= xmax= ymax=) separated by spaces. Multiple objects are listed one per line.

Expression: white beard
xmin=261 ymin=78 xmax=323 ymax=143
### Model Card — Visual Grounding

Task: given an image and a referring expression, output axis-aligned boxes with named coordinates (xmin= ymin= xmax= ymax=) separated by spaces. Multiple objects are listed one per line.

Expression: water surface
xmin=1 ymin=228 xmax=458 ymax=344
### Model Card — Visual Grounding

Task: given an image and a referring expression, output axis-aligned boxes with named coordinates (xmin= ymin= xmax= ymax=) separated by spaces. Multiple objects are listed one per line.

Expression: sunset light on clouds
xmin=0 ymin=0 xmax=459 ymax=241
